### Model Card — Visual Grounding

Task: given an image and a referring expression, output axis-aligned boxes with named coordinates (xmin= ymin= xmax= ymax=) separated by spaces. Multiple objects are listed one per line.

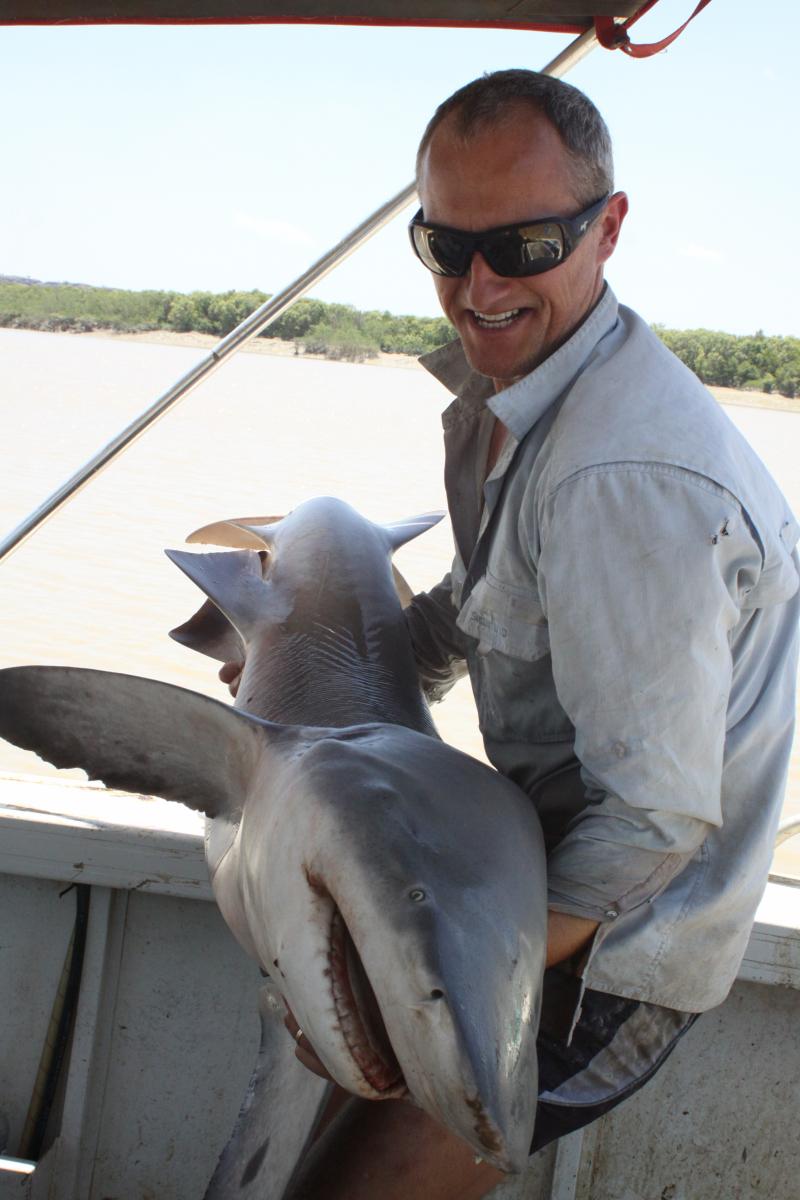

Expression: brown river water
xmin=1 ymin=328 xmax=797 ymax=878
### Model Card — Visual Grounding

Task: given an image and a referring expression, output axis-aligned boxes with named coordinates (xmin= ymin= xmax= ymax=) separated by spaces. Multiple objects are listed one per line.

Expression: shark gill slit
xmin=241 ymin=629 xmax=420 ymax=729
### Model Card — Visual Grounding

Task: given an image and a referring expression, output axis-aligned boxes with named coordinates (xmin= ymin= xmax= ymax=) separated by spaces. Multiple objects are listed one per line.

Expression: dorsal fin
xmin=0 ymin=666 xmax=293 ymax=818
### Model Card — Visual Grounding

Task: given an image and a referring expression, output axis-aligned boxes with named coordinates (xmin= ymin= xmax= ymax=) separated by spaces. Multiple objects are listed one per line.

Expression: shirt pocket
xmin=457 ymin=571 xmax=574 ymax=743
xmin=458 ymin=569 xmax=551 ymax=660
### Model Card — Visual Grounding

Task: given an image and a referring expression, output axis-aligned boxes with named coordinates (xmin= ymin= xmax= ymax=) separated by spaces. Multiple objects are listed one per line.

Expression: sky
xmin=1 ymin=0 xmax=798 ymax=336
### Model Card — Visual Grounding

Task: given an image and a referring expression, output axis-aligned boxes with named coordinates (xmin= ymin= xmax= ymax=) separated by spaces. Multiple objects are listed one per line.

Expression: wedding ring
xmin=294 ymin=1027 xmax=304 ymax=1043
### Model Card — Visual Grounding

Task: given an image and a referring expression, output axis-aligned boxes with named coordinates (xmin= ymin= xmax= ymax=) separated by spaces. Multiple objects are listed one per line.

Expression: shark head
xmin=230 ymin=722 xmax=546 ymax=1171
xmin=166 ymin=497 xmax=444 ymax=734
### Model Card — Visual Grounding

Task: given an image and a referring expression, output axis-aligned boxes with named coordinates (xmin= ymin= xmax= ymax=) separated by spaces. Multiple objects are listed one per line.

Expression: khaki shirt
xmin=407 ymin=286 xmax=799 ymax=1012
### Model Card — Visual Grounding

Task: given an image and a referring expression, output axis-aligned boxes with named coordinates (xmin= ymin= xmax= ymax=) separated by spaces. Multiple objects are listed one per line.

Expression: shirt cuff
xmin=546 ymin=835 xmax=700 ymax=923
xmin=404 ymin=576 xmax=468 ymax=702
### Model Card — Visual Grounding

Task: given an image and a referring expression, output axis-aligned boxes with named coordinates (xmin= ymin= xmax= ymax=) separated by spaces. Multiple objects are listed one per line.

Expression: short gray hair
xmin=416 ymin=69 xmax=614 ymax=206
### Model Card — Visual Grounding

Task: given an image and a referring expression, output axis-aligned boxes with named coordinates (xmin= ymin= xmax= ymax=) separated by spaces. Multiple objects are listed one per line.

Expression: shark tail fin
xmin=0 ymin=666 xmax=277 ymax=817
xmin=186 ymin=515 xmax=285 ymax=551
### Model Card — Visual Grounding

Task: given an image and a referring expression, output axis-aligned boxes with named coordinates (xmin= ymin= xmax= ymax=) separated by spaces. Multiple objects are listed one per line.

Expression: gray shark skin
xmin=0 ymin=497 xmax=547 ymax=1188
xmin=167 ymin=499 xmax=441 ymax=736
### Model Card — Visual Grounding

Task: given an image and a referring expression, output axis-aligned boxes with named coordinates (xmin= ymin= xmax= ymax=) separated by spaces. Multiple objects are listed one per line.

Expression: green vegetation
xmin=654 ymin=326 xmax=800 ymax=400
xmin=300 ymin=322 xmax=379 ymax=363
xmin=1 ymin=280 xmax=798 ymax=395
xmin=0 ymin=281 xmax=453 ymax=362
xmin=0 ymin=280 xmax=174 ymax=333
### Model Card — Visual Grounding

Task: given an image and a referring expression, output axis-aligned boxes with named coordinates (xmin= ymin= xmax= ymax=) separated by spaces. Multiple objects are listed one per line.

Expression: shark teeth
xmin=329 ymin=906 xmax=405 ymax=1096
xmin=472 ymin=308 xmax=521 ymax=328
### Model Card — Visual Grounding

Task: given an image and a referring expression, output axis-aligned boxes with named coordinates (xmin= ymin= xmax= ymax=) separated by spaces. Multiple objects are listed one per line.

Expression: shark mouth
xmin=329 ymin=906 xmax=406 ymax=1097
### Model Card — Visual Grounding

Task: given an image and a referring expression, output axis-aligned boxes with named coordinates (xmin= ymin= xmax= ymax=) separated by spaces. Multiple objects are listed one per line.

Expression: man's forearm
xmin=405 ymin=575 xmax=468 ymax=702
xmin=545 ymin=909 xmax=599 ymax=968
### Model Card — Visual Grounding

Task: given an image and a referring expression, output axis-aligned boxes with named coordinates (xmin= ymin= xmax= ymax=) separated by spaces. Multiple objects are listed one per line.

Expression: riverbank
xmin=87 ymin=325 xmax=422 ymax=371
xmin=86 ymin=325 xmax=799 ymax=413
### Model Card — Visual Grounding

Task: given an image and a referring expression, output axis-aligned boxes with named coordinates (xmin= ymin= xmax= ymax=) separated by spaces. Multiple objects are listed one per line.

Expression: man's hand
xmin=219 ymin=660 xmax=244 ymax=698
xmin=545 ymin=910 xmax=599 ymax=969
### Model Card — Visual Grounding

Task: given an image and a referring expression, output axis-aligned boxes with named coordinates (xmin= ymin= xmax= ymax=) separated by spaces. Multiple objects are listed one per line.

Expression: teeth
xmin=473 ymin=309 xmax=520 ymax=327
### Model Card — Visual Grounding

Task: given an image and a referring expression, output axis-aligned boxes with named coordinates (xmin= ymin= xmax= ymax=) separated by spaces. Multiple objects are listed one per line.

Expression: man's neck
xmin=488 ymin=281 xmax=608 ymax=396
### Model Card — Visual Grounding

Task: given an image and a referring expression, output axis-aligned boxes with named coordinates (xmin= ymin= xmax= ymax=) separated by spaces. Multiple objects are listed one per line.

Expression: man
xmin=224 ymin=70 xmax=799 ymax=1199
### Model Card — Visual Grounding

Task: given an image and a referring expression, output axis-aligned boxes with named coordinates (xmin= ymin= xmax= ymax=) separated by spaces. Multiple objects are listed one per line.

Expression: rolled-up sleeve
xmin=536 ymin=463 xmax=760 ymax=922
xmin=405 ymin=573 xmax=469 ymax=702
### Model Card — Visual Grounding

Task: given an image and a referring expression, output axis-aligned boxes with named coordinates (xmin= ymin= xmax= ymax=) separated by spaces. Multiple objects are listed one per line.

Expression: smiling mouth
xmin=471 ymin=308 xmax=523 ymax=330
xmin=329 ymin=906 xmax=406 ymax=1096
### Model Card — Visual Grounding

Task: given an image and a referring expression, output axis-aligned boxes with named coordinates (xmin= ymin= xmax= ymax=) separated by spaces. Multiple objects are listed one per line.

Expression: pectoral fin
xmin=0 ymin=666 xmax=279 ymax=818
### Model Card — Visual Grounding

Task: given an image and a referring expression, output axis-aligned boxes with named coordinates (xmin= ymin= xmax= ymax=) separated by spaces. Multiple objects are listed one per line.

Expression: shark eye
xmin=409 ymin=888 xmax=426 ymax=903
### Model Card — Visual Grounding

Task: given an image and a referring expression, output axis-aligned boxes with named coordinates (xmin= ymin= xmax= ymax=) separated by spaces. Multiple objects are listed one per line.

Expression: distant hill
xmin=0 ymin=274 xmax=99 ymax=289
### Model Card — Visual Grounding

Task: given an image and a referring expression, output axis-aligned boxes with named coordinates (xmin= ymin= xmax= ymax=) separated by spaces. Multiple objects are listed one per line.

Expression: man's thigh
xmin=532 ymin=970 xmax=699 ymax=1154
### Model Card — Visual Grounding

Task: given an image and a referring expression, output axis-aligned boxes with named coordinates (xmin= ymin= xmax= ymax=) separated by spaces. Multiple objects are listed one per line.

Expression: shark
xmin=0 ymin=496 xmax=547 ymax=1192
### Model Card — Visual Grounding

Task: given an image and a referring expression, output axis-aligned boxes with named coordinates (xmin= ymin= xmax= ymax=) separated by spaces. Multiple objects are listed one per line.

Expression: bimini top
xmin=0 ymin=2 xmax=654 ymax=33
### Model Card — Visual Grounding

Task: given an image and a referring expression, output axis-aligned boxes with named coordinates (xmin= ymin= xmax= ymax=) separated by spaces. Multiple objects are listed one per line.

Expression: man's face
xmin=417 ymin=109 xmax=627 ymax=389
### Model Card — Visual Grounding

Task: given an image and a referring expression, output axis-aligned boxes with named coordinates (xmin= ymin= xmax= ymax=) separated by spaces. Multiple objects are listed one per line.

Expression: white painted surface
xmin=1 ymin=874 xmax=261 ymax=1200
xmin=0 ymin=774 xmax=210 ymax=900
xmin=549 ymin=1129 xmax=584 ymax=1200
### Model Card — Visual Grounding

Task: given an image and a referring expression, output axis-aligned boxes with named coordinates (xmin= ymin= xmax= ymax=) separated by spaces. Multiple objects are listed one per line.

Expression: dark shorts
xmin=531 ymin=969 xmax=699 ymax=1155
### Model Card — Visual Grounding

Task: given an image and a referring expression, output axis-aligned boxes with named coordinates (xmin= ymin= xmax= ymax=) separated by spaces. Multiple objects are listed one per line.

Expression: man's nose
xmin=464 ymin=250 xmax=511 ymax=306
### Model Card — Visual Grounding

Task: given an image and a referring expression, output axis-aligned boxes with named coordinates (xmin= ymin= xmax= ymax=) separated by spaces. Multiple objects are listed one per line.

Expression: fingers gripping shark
xmin=0 ymin=497 xmax=547 ymax=1189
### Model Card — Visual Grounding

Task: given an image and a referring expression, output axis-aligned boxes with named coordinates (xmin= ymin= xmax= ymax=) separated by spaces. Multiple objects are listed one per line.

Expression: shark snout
xmin=382 ymin=979 xmax=537 ymax=1172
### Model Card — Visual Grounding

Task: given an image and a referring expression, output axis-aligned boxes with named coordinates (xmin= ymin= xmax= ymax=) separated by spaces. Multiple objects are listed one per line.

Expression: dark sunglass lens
xmin=484 ymin=224 xmax=564 ymax=277
xmin=425 ymin=229 xmax=470 ymax=276
xmin=411 ymin=226 xmax=444 ymax=274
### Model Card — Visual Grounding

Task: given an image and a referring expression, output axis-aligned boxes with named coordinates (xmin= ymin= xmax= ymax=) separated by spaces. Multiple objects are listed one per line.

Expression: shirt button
xmin=604 ymin=907 xmax=620 ymax=920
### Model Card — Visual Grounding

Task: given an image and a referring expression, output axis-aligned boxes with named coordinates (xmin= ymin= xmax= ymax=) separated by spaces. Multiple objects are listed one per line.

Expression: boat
xmin=0 ymin=4 xmax=798 ymax=1198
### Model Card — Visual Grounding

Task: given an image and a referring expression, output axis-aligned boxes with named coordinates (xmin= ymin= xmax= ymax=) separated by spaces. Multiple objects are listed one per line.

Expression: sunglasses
xmin=408 ymin=194 xmax=609 ymax=279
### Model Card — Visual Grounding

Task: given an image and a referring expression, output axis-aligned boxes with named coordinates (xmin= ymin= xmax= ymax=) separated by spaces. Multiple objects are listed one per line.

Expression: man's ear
xmin=596 ymin=191 xmax=629 ymax=264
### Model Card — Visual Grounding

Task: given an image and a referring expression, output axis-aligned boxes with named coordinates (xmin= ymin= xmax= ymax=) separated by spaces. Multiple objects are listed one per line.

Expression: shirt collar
xmin=419 ymin=285 xmax=619 ymax=440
